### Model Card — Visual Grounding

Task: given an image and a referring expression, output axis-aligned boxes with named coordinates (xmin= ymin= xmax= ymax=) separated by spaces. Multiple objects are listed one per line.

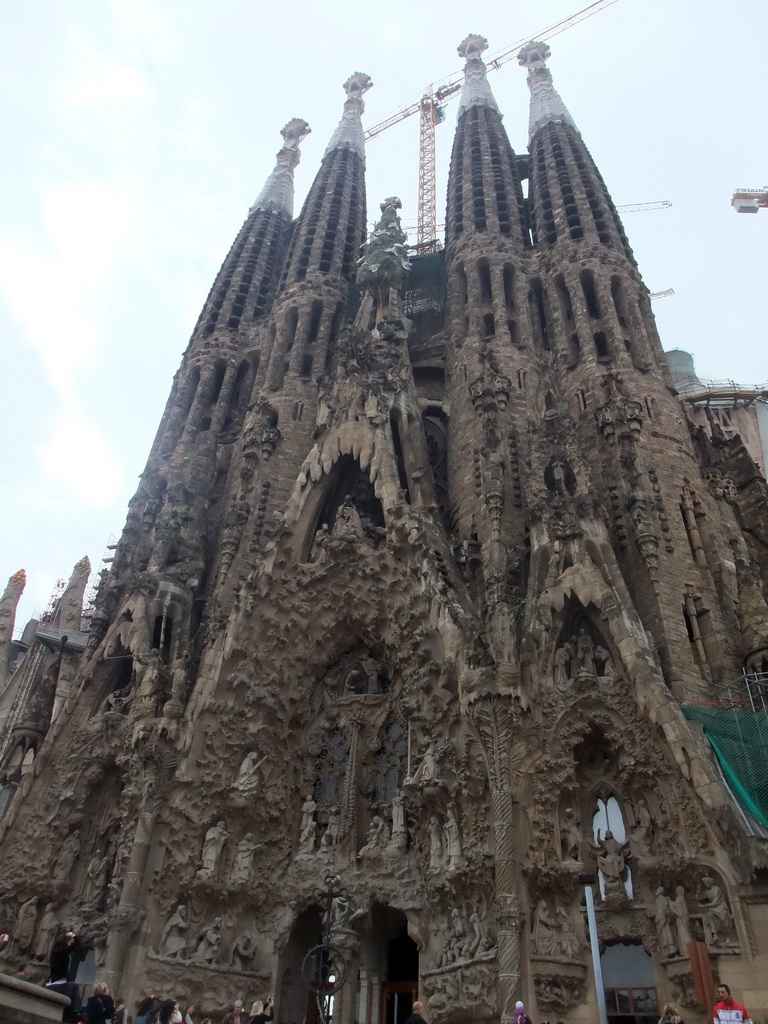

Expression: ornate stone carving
xmin=196 ymin=821 xmax=229 ymax=881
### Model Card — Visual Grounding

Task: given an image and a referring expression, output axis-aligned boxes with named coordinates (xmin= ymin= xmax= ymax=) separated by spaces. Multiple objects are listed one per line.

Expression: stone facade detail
xmin=0 ymin=36 xmax=767 ymax=1024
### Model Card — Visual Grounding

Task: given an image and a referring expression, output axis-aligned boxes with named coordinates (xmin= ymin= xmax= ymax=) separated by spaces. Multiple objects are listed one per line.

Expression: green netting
xmin=682 ymin=703 xmax=768 ymax=827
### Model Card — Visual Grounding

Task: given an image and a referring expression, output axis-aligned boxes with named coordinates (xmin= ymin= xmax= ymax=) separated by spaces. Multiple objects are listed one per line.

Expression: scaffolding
xmin=682 ymin=671 xmax=768 ymax=828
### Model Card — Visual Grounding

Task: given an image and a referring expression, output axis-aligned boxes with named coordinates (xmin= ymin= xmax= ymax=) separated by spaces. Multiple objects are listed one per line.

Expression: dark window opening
xmin=581 ymin=269 xmax=601 ymax=318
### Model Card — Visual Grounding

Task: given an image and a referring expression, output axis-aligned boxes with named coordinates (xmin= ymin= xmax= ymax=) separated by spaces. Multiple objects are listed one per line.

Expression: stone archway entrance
xmin=601 ymin=942 xmax=658 ymax=1024
xmin=381 ymin=924 xmax=419 ymax=1024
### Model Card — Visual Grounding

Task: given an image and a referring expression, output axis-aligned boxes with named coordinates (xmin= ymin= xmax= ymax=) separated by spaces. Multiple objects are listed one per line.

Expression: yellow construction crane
xmin=364 ymin=0 xmax=622 ymax=252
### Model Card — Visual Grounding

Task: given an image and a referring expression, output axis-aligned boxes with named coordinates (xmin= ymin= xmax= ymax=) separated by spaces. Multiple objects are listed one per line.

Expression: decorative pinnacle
xmin=324 ymin=73 xmax=373 ymax=162
xmin=457 ymin=34 xmax=499 ymax=115
xmin=251 ymin=118 xmax=311 ymax=216
xmin=517 ymin=39 xmax=576 ymax=143
xmin=343 ymin=72 xmax=373 ymax=101
xmin=457 ymin=34 xmax=489 ymax=61
xmin=517 ymin=40 xmax=551 ymax=69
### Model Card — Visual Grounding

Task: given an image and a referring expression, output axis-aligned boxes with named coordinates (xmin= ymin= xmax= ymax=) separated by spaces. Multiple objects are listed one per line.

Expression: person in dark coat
xmin=46 ymin=930 xmax=82 ymax=1023
xmin=404 ymin=1000 xmax=427 ymax=1024
xmin=85 ymin=981 xmax=116 ymax=1024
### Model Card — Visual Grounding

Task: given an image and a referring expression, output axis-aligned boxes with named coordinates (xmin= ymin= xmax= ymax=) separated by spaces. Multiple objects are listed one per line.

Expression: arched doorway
xmin=366 ymin=908 xmax=418 ymax=1024
xmin=601 ymin=942 xmax=658 ymax=1024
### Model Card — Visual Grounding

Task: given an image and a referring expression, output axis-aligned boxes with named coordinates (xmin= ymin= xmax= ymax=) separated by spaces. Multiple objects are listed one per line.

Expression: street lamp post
xmin=580 ymin=873 xmax=609 ymax=1024
xmin=301 ymin=875 xmax=350 ymax=1024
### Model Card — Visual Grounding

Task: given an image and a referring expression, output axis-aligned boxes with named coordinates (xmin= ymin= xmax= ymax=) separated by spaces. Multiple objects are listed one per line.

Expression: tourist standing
xmin=84 ymin=981 xmax=115 ymax=1024
xmin=248 ymin=996 xmax=275 ymax=1024
xmin=713 ymin=984 xmax=753 ymax=1024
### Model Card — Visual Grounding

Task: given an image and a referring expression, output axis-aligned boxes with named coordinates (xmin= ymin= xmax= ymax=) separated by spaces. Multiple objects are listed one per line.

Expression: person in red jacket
xmin=713 ymin=984 xmax=753 ymax=1024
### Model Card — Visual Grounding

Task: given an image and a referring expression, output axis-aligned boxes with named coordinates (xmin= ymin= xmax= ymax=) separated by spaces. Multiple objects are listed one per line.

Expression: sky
xmin=1 ymin=0 xmax=766 ymax=629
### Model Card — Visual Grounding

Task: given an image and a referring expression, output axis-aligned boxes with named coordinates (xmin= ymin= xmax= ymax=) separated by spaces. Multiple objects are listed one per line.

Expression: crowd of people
xmin=0 ymin=926 xmax=756 ymax=1024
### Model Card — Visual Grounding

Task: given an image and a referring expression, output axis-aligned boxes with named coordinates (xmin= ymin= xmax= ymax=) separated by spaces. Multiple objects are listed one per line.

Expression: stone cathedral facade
xmin=1 ymin=34 xmax=768 ymax=1024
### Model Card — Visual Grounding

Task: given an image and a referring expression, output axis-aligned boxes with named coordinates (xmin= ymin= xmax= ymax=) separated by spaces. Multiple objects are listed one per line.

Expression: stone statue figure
xmin=631 ymin=797 xmax=654 ymax=856
xmin=559 ymin=806 xmax=582 ymax=862
xmin=576 ymin=627 xmax=595 ymax=674
xmin=409 ymin=742 xmax=439 ymax=785
xmin=13 ymin=896 xmax=38 ymax=951
xmin=671 ymin=885 xmax=692 ymax=953
xmin=553 ymin=643 xmax=573 ymax=686
xmin=34 ymin=903 xmax=60 ymax=960
xmin=532 ymin=899 xmax=558 ymax=957
xmin=555 ymin=906 xmax=581 ymax=960
xmin=160 ymin=904 xmax=189 ymax=959
xmin=653 ymin=887 xmax=677 ymax=958
xmin=389 ymin=792 xmax=407 ymax=849
xmin=589 ymin=830 xmax=630 ymax=895
xmin=321 ymin=806 xmax=341 ymax=849
xmin=231 ymin=833 xmax=258 ymax=884
xmin=358 ymin=816 xmax=390 ymax=860
xmin=192 ymin=916 xmax=222 ymax=963
xmin=298 ymin=793 xmax=317 ymax=854
xmin=197 ymin=820 xmax=229 ymax=880
xmin=86 ymin=853 xmax=110 ymax=901
xmin=428 ymin=815 xmax=444 ymax=871
xmin=441 ymin=907 xmax=470 ymax=965
xmin=229 ymin=930 xmax=258 ymax=972
xmin=468 ymin=910 xmax=493 ymax=958
xmin=234 ymin=751 xmax=266 ymax=792
xmin=53 ymin=830 xmax=80 ymax=880
xmin=444 ymin=806 xmax=465 ymax=870
xmin=698 ymin=876 xmax=733 ymax=947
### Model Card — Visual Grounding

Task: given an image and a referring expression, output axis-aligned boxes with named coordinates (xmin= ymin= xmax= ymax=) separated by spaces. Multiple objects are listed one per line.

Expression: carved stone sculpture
xmin=192 ymin=916 xmax=222 ymax=963
xmin=408 ymin=742 xmax=440 ymax=785
xmin=160 ymin=904 xmax=188 ymax=959
xmin=298 ymin=793 xmax=317 ymax=854
xmin=589 ymin=830 xmax=631 ymax=896
xmin=653 ymin=887 xmax=677 ymax=958
xmin=671 ymin=885 xmax=692 ymax=953
xmin=321 ymin=806 xmax=341 ymax=849
xmin=389 ymin=792 xmax=407 ymax=850
xmin=234 ymin=752 xmax=266 ymax=792
xmin=34 ymin=903 xmax=60 ymax=960
xmin=13 ymin=896 xmax=38 ymax=952
xmin=532 ymin=899 xmax=559 ymax=957
xmin=698 ymin=876 xmax=733 ymax=947
xmin=428 ymin=815 xmax=444 ymax=871
xmin=560 ymin=806 xmax=582 ymax=862
xmin=555 ymin=907 xmax=581 ymax=960
xmin=631 ymin=797 xmax=654 ymax=856
xmin=444 ymin=806 xmax=465 ymax=870
xmin=197 ymin=820 xmax=229 ymax=880
xmin=231 ymin=833 xmax=258 ymax=885
xmin=229 ymin=930 xmax=258 ymax=972
xmin=358 ymin=815 xmax=389 ymax=860
xmin=53 ymin=830 xmax=80 ymax=880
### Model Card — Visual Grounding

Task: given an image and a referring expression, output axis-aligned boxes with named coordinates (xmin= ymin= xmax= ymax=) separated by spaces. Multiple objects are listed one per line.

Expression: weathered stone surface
xmin=1 ymin=36 xmax=767 ymax=1024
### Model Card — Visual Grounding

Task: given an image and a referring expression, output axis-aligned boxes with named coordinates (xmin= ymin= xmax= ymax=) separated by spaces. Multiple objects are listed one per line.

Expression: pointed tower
xmin=0 ymin=570 xmax=25 ymax=685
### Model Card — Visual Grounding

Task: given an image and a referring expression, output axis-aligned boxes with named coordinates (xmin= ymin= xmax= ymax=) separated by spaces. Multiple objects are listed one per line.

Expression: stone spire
xmin=250 ymin=118 xmax=311 ymax=217
xmin=323 ymin=72 xmax=373 ymax=162
xmin=0 ymin=570 xmax=25 ymax=684
xmin=518 ymin=40 xmax=577 ymax=143
xmin=456 ymin=34 xmax=500 ymax=114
